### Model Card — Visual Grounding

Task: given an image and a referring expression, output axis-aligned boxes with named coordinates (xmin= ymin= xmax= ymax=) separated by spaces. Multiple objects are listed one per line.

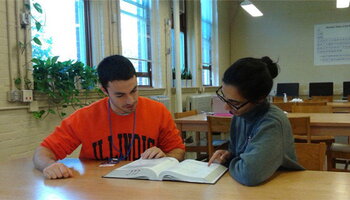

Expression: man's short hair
xmin=97 ymin=55 xmax=136 ymax=89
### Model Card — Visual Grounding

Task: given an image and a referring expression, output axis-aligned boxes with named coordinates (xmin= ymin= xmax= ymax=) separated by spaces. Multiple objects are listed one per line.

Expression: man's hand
xmin=43 ymin=162 xmax=73 ymax=179
xmin=141 ymin=146 xmax=166 ymax=159
xmin=208 ymin=150 xmax=232 ymax=166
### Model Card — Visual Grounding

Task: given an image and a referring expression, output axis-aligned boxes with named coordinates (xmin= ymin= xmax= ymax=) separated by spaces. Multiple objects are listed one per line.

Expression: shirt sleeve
xmin=156 ymin=106 xmax=185 ymax=153
xmin=228 ymin=119 xmax=284 ymax=186
xmin=41 ymin=115 xmax=81 ymax=160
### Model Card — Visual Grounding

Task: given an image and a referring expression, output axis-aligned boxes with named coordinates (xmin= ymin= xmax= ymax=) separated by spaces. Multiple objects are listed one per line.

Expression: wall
xmin=229 ymin=1 xmax=350 ymax=96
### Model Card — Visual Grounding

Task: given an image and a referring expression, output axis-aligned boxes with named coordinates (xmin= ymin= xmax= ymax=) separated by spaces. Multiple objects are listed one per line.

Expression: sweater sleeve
xmin=156 ymin=106 xmax=185 ymax=153
xmin=229 ymin=119 xmax=284 ymax=186
xmin=41 ymin=115 xmax=81 ymax=160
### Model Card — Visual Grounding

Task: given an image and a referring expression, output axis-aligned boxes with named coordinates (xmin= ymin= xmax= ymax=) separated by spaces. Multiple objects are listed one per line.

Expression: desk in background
xmin=1 ymin=158 xmax=350 ymax=200
xmin=175 ymin=113 xmax=350 ymax=137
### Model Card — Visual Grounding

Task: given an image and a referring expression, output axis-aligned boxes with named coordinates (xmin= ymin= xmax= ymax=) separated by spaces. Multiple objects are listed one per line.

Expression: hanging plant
xmin=32 ymin=56 xmax=99 ymax=119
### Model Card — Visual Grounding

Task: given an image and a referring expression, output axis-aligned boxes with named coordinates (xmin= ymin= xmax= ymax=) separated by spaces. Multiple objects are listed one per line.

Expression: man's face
xmin=102 ymin=76 xmax=138 ymax=115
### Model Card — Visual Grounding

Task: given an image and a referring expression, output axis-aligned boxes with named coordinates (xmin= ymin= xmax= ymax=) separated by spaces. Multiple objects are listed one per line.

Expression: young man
xmin=33 ymin=55 xmax=185 ymax=179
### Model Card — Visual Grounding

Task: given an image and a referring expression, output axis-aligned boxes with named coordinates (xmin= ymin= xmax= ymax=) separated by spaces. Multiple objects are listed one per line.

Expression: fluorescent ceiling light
xmin=240 ymin=0 xmax=263 ymax=17
xmin=337 ymin=0 xmax=350 ymax=8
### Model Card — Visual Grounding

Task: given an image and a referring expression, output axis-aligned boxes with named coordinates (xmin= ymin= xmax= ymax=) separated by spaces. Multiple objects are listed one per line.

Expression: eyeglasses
xmin=216 ymin=86 xmax=250 ymax=111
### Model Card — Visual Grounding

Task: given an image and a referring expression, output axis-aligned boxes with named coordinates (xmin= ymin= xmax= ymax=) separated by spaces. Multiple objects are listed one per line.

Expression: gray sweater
xmin=227 ymin=101 xmax=304 ymax=186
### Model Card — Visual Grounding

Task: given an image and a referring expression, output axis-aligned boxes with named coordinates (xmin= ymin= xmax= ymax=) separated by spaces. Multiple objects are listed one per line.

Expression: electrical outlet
xmin=7 ymin=90 xmax=21 ymax=102
xmin=21 ymin=90 xmax=33 ymax=102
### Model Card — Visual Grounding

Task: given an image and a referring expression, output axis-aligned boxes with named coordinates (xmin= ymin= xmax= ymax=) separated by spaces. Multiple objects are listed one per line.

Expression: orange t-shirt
xmin=41 ymin=97 xmax=185 ymax=161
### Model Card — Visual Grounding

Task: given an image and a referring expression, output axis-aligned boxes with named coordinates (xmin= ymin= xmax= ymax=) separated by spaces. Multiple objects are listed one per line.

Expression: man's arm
xmin=141 ymin=147 xmax=185 ymax=161
xmin=166 ymin=148 xmax=185 ymax=161
xmin=33 ymin=146 xmax=73 ymax=179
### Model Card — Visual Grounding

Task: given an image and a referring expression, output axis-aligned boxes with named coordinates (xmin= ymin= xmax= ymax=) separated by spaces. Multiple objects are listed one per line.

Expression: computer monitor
xmin=309 ymin=82 xmax=333 ymax=97
xmin=343 ymin=81 xmax=350 ymax=97
xmin=276 ymin=83 xmax=299 ymax=97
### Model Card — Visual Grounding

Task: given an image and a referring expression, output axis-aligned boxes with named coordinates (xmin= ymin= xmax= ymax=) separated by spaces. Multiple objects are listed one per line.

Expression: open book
xmin=103 ymin=157 xmax=228 ymax=184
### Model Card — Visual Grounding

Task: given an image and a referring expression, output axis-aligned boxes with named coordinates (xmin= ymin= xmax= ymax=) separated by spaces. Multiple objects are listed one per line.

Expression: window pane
xmin=120 ymin=0 xmax=151 ymax=86
xmin=130 ymin=59 xmax=149 ymax=73
xmin=137 ymin=77 xmax=150 ymax=86
xmin=31 ymin=0 xmax=86 ymax=63
xmin=171 ymin=30 xmax=185 ymax=72
xmin=201 ymin=0 xmax=212 ymax=86
xmin=202 ymin=68 xmax=211 ymax=86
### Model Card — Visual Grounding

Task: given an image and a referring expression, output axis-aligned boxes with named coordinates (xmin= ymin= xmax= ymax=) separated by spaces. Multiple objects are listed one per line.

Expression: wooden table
xmin=175 ymin=113 xmax=350 ymax=136
xmin=1 ymin=158 xmax=350 ymax=200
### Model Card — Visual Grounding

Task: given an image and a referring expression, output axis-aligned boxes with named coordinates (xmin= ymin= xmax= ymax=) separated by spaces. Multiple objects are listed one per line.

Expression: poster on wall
xmin=314 ymin=22 xmax=350 ymax=66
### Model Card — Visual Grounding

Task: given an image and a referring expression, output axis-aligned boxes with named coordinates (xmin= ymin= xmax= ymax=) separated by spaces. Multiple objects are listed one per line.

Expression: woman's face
xmin=221 ymin=83 xmax=256 ymax=116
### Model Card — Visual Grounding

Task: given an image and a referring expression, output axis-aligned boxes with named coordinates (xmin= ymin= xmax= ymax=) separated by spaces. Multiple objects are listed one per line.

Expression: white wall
xmin=229 ymin=1 xmax=350 ymax=96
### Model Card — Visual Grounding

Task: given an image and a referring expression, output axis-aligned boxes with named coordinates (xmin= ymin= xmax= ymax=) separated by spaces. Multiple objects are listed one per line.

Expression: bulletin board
xmin=314 ymin=22 xmax=350 ymax=66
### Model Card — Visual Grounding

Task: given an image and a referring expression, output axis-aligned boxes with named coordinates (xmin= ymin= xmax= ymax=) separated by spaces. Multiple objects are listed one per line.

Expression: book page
xmin=103 ymin=157 xmax=179 ymax=180
xmin=159 ymin=159 xmax=227 ymax=184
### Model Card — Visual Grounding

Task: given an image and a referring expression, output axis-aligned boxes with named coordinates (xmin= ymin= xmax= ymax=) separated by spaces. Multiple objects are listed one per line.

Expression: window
xmin=120 ymin=0 xmax=152 ymax=87
xmin=171 ymin=11 xmax=187 ymax=83
xmin=201 ymin=0 xmax=213 ymax=86
xmin=31 ymin=0 xmax=89 ymax=64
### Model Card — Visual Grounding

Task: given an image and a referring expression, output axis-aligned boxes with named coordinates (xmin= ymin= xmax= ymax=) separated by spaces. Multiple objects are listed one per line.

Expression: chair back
xmin=294 ymin=142 xmax=327 ymax=171
xmin=174 ymin=110 xmax=198 ymax=119
xmin=207 ymin=116 xmax=232 ymax=158
xmin=291 ymin=105 xmax=332 ymax=113
xmin=273 ymin=102 xmax=295 ymax=112
xmin=288 ymin=117 xmax=311 ymax=143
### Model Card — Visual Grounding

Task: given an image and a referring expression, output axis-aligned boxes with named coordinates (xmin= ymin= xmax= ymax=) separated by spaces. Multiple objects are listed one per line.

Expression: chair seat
xmin=331 ymin=143 xmax=350 ymax=153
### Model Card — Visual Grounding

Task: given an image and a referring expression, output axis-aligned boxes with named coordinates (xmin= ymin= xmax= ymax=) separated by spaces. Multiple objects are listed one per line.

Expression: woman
xmin=208 ymin=56 xmax=303 ymax=186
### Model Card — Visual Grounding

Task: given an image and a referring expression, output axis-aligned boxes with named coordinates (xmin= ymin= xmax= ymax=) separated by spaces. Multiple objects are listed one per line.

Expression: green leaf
xmin=24 ymin=2 xmax=30 ymax=10
xmin=35 ymin=22 xmax=42 ymax=31
xmin=51 ymin=56 xmax=59 ymax=63
xmin=14 ymin=78 xmax=21 ymax=85
xmin=48 ymin=109 xmax=56 ymax=114
xmin=32 ymin=58 xmax=40 ymax=64
xmin=33 ymin=110 xmax=45 ymax=119
xmin=33 ymin=3 xmax=43 ymax=14
xmin=33 ymin=37 xmax=42 ymax=45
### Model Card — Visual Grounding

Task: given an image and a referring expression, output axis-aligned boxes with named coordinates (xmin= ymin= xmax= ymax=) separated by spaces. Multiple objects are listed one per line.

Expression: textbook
xmin=103 ymin=157 xmax=228 ymax=184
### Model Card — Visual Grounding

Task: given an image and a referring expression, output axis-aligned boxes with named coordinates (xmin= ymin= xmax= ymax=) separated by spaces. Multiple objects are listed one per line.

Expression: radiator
xmin=186 ymin=94 xmax=213 ymax=112
xmin=149 ymin=95 xmax=171 ymax=111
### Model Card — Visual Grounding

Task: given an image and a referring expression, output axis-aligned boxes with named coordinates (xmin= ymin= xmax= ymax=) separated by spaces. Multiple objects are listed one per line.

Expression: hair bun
xmin=261 ymin=56 xmax=279 ymax=79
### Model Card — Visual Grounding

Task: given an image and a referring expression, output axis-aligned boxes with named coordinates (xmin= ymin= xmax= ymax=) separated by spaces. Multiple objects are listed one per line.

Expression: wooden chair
xmin=328 ymin=143 xmax=350 ymax=171
xmin=174 ymin=110 xmax=204 ymax=159
xmin=273 ymin=102 xmax=295 ymax=112
xmin=294 ymin=142 xmax=327 ymax=171
xmin=288 ymin=116 xmax=311 ymax=143
xmin=290 ymin=105 xmax=335 ymax=170
xmin=291 ymin=105 xmax=333 ymax=113
xmin=207 ymin=116 xmax=232 ymax=158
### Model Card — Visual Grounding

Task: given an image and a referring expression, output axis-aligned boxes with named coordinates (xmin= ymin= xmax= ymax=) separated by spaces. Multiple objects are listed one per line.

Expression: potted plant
xmin=181 ymin=69 xmax=188 ymax=87
xmin=32 ymin=56 xmax=99 ymax=119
